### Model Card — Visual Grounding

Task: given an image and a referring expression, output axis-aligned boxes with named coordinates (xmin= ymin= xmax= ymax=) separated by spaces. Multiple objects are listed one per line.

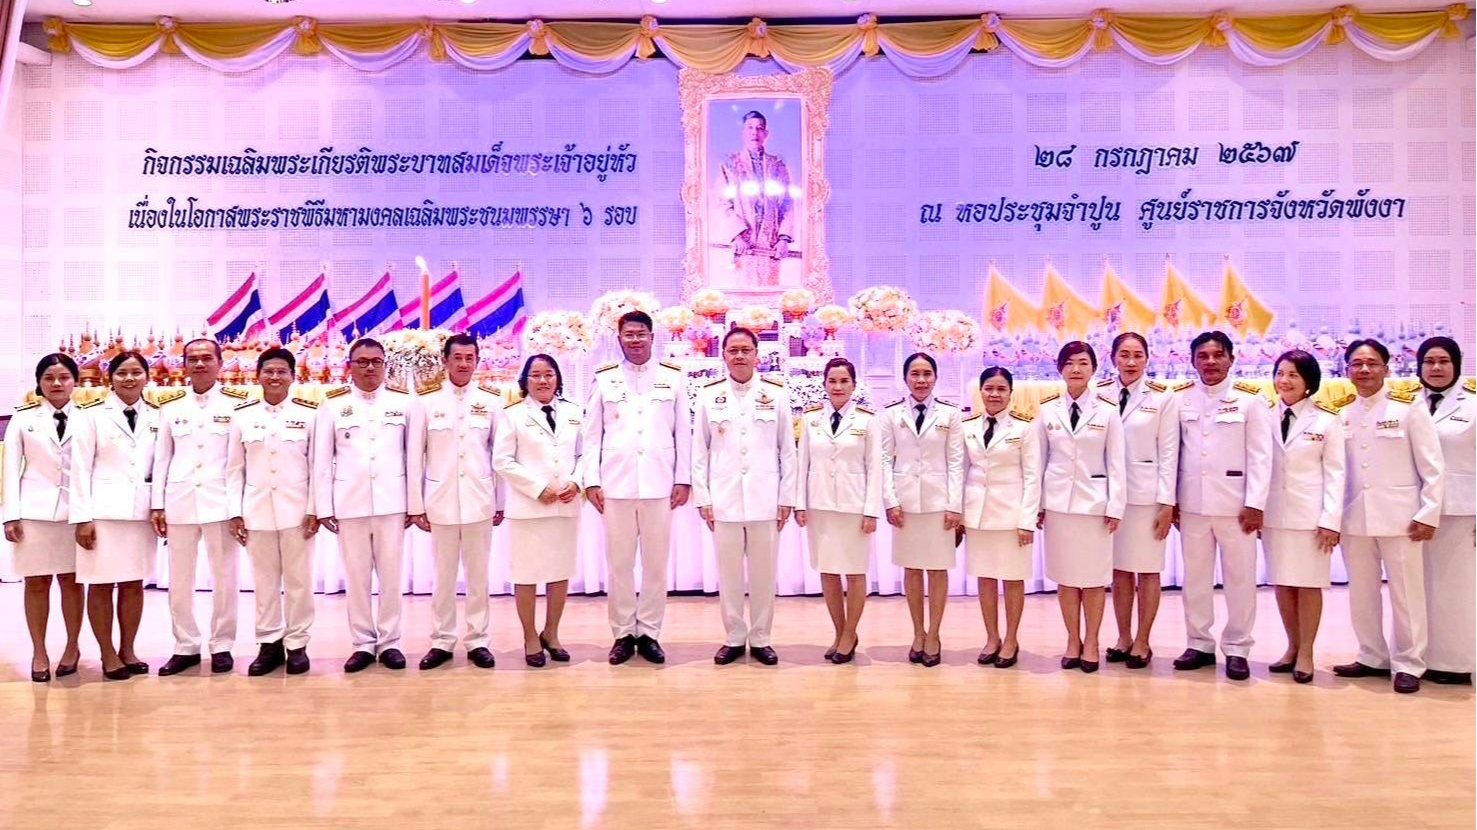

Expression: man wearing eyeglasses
xmin=692 ymin=327 xmax=796 ymax=665
xmin=313 ymin=338 xmax=425 ymax=673
xmin=581 ymin=311 xmax=691 ymax=666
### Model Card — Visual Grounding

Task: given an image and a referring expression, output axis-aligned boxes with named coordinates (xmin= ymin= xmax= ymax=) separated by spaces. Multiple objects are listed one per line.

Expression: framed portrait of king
xmin=678 ymin=68 xmax=835 ymax=305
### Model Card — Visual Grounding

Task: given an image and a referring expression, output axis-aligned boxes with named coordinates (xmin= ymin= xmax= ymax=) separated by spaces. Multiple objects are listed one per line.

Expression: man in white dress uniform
xmin=313 ymin=338 xmax=426 ymax=673
xmin=409 ymin=333 xmax=504 ymax=672
xmin=692 ymin=327 xmax=797 ymax=666
xmin=152 ymin=339 xmax=248 ymax=676
xmin=1171 ymin=331 xmax=1273 ymax=682
xmin=226 ymin=348 xmax=319 ymax=677
xmin=582 ymin=311 xmax=691 ymax=666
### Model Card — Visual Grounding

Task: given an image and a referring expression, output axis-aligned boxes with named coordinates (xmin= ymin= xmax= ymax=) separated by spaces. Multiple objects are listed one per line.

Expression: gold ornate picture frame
xmin=678 ymin=67 xmax=835 ymax=305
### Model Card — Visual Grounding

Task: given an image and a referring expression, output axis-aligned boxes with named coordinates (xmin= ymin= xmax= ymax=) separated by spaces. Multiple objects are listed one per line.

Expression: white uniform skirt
xmin=806 ymin=509 xmax=869 ymax=575
xmin=8 ymin=520 xmax=77 ymax=578
xmin=1422 ymin=516 xmax=1475 ymax=673
xmin=965 ymin=528 xmax=1032 ymax=581
xmin=507 ymin=517 xmax=578 ymax=585
xmin=1043 ymin=511 xmax=1112 ymax=589
xmin=891 ymin=512 xmax=957 ymax=570
xmin=1262 ymin=527 xmax=1331 ymax=589
xmin=1112 ymin=503 xmax=1168 ymax=574
xmin=77 ymin=520 xmax=156 ymax=584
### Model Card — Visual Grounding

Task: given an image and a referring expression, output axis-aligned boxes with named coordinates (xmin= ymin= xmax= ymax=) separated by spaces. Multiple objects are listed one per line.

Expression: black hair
xmin=257 ymin=347 xmax=297 ymax=374
xmin=979 ymin=366 xmax=1014 ymax=390
xmin=722 ymin=326 xmax=759 ymax=350
xmin=902 ymin=352 xmax=937 ymax=377
xmin=518 ymin=353 xmax=564 ymax=399
xmin=35 ymin=353 xmax=80 ymax=394
xmin=1274 ymin=349 xmax=1321 ymax=397
xmin=1417 ymin=336 xmax=1462 ymax=381
xmin=741 ymin=110 xmax=767 ymax=127
xmin=1344 ymin=338 xmax=1389 ymax=365
xmin=183 ymin=337 xmax=222 ymax=359
xmin=1111 ymin=331 xmax=1150 ymax=358
xmin=108 ymin=351 xmax=149 ymax=381
xmin=442 ymin=333 xmax=478 ymax=359
xmin=824 ymin=358 xmax=857 ymax=383
xmin=1190 ymin=330 xmax=1235 ymax=359
xmin=1056 ymin=340 xmax=1097 ymax=372
xmin=348 ymin=337 xmax=385 ymax=359
xmin=618 ymin=311 xmax=653 ymax=332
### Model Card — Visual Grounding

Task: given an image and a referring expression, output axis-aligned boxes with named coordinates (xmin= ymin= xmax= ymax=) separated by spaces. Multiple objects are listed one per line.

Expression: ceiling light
xmin=460 ymin=0 xmax=479 ymax=5
xmin=652 ymin=0 xmax=668 ymax=4
xmin=72 ymin=0 xmax=92 ymax=6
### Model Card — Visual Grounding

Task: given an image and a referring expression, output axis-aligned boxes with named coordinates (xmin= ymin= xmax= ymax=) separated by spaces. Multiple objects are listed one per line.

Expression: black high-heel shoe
xmin=1269 ymin=660 xmax=1296 ymax=674
xmin=524 ymin=651 xmax=547 ymax=668
xmin=539 ymin=635 xmax=570 ymax=663
xmin=56 ymin=662 xmax=78 ymax=678
xmin=31 ymin=668 xmax=50 ymax=683
xmin=994 ymin=647 xmax=1019 ymax=669
xmin=1060 ymin=655 xmax=1081 ymax=671
xmin=977 ymin=646 xmax=1000 ymax=666
xmin=124 ymin=661 xmax=149 ymax=675
xmin=1079 ymin=651 xmax=1099 ymax=674
xmin=1293 ymin=670 xmax=1314 ymax=684
xmin=907 ymin=648 xmax=922 ymax=664
xmin=1125 ymin=649 xmax=1153 ymax=670
xmin=831 ymin=637 xmax=859 ymax=664
xmin=103 ymin=665 xmax=133 ymax=681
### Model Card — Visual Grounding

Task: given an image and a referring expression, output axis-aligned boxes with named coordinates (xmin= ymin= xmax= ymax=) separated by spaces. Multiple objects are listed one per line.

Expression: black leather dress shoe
xmin=749 ymin=645 xmax=779 ymax=665
xmin=248 ymin=642 xmax=285 ymax=677
xmin=713 ymin=645 xmax=745 ymax=665
xmin=468 ymin=647 xmax=496 ymax=669
xmin=1393 ymin=672 xmax=1421 ymax=694
xmin=1225 ymin=655 xmax=1250 ymax=681
xmin=285 ymin=648 xmax=310 ymax=675
xmin=1423 ymin=669 xmax=1474 ymax=685
xmin=1172 ymin=649 xmax=1215 ymax=671
xmin=636 ymin=635 xmax=666 ymax=664
xmin=1332 ymin=661 xmax=1390 ymax=678
xmin=609 ymin=636 xmax=637 ymax=665
xmin=344 ymin=651 xmax=376 ymax=673
xmin=419 ymin=648 xmax=454 ymax=671
xmin=1125 ymin=649 xmax=1153 ymax=670
xmin=125 ymin=661 xmax=149 ymax=675
xmin=158 ymin=654 xmax=202 ymax=676
xmin=210 ymin=652 xmax=234 ymax=674
xmin=103 ymin=665 xmax=133 ymax=681
xmin=379 ymin=649 xmax=406 ymax=670
xmin=1105 ymin=647 xmax=1130 ymax=664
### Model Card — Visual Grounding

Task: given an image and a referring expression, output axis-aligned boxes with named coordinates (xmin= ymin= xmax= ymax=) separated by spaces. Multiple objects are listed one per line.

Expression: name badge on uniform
xmin=150 ymin=426 xmax=159 ymax=433
xmin=1453 ymin=416 xmax=1471 ymax=423
xmin=213 ymin=415 xmax=231 ymax=424
xmin=1216 ymin=405 xmax=1239 ymax=415
xmin=1140 ymin=406 xmax=1159 ymax=414
xmin=387 ymin=410 xmax=404 ymax=418
xmin=567 ymin=418 xmax=581 ymax=426
xmin=286 ymin=420 xmax=306 ymax=430
xmin=849 ymin=428 xmax=866 ymax=436
xmin=655 ymin=383 xmax=671 ymax=390
xmin=935 ymin=424 xmax=950 ymax=431
xmin=1376 ymin=419 xmax=1400 ymax=429
xmin=1087 ymin=422 xmax=1106 ymax=431
xmin=1004 ymin=436 xmax=1021 ymax=444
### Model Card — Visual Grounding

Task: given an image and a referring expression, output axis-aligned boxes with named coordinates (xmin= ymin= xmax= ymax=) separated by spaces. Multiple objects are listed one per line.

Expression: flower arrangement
xmin=732 ymin=304 xmax=779 ymax=331
xmin=690 ymin=288 xmax=732 ymax=319
xmin=685 ymin=324 xmax=714 ymax=355
xmin=908 ymin=310 xmax=983 ymax=355
xmin=382 ymin=328 xmax=452 ymax=389
xmin=848 ymin=286 xmax=918 ymax=334
xmin=814 ymin=304 xmax=853 ymax=334
xmin=589 ymin=290 xmax=661 ymax=333
xmin=522 ymin=310 xmax=594 ymax=355
xmin=656 ymin=305 xmax=698 ymax=336
xmin=779 ymin=287 xmax=817 ymax=318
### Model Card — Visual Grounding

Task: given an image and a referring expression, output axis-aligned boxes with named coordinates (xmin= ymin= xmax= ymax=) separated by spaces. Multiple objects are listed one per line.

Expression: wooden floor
xmin=0 ymin=584 xmax=1470 ymax=830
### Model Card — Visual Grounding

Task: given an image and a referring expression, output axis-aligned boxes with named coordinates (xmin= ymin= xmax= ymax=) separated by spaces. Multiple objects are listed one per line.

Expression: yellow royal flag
xmin=1098 ymin=262 xmax=1157 ymax=335
xmin=982 ymin=264 xmax=1039 ymax=335
xmin=1037 ymin=262 xmax=1100 ymax=340
xmin=1216 ymin=259 xmax=1275 ymax=336
xmin=1157 ymin=260 xmax=1215 ymax=332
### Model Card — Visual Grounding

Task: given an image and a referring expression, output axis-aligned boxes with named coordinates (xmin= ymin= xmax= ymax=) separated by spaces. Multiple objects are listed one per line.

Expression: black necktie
xmin=542 ymin=404 xmax=556 ymax=432
xmin=53 ymin=411 xmax=66 ymax=440
xmin=123 ymin=407 xmax=137 ymax=432
xmin=1281 ymin=407 xmax=1294 ymax=442
xmin=1429 ymin=393 xmax=1443 ymax=416
xmin=983 ymin=416 xmax=997 ymax=447
xmin=1069 ymin=402 xmax=1080 ymax=431
xmin=914 ymin=404 xmax=926 ymax=434
xmin=831 ymin=411 xmax=841 ymax=435
xmin=1119 ymin=387 xmax=1129 ymax=415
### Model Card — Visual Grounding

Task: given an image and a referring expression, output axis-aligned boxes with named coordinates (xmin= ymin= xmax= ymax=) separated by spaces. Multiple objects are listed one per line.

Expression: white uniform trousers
xmin=603 ymin=498 xmax=672 ymax=640
xmin=1343 ymin=534 xmax=1428 ymax=677
xmin=713 ymin=520 xmax=778 ymax=648
xmin=1423 ymin=517 xmax=1475 ymax=674
xmin=429 ymin=521 xmax=493 ymax=652
xmin=245 ymin=528 xmax=314 ymax=650
xmin=1178 ymin=512 xmax=1257 ymax=658
xmin=167 ymin=521 xmax=239 ymax=656
xmin=337 ymin=514 xmax=406 ymax=655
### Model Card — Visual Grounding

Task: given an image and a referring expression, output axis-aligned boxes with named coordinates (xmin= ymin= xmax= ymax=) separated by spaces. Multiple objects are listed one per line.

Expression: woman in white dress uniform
xmin=1037 ymin=342 xmax=1125 ymax=673
xmin=1416 ymin=337 xmax=1475 ymax=686
xmin=1263 ymin=350 xmax=1345 ymax=685
xmin=71 ymin=352 xmax=159 ymax=681
xmin=1103 ymin=333 xmax=1179 ymax=670
xmin=3 ymin=354 xmax=84 ymax=682
xmin=961 ymin=367 xmax=1040 ymax=669
xmin=493 ymin=354 xmax=583 ymax=668
xmin=882 ymin=353 xmax=963 ymax=668
xmin=795 ymin=358 xmax=884 ymax=664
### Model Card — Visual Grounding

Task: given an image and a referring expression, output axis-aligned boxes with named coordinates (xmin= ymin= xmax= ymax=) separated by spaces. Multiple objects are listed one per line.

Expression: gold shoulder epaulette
xmin=143 ymin=398 xmax=160 ymax=409
xmin=1145 ymin=379 xmax=1167 ymax=393
xmin=1331 ymin=393 xmax=1356 ymax=410
xmin=659 ymin=361 xmax=681 ymax=372
xmin=595 ymin=363 xmax=618 ymax=374
xmin=1097 ymin=394 xmax=1116 ymax=407
xmin=885 ymin=398 xmax=905 ymax=408
xmin=760 ymin=375 xmax=784 ymax=387
xmin=78 ymin=398 xmax=104 ymax=409
xmin=1314 ymin=400 xmax=1340 ymax=416
xmin=1233 ymin=381 xmax=1261 ymax=396
xmin=936 ymin=399 xmax=957 ymax=408
xmin=1096 ymin=377 xmax=1115 ymax=387
xmin=291 ymin=396 xmax=318 ymax=410
xmin=1174 ymin=381 xmax=1195 ymax=392
xmin=703 ymin=377 xmax=725 ymax=388
xmin=221 ymin=386 xmax=248 ymax=399
xmin=1387 ymin=389 xmax=1416 ymax=404
xmin=1465 ymin=378 xmax=1475 ymax=394
xmin=157 ymin=389 xmax=187 ymax=405
xmin=324 ymin=386 xmax=351 ymax=399
xmin=1039 ymin=392 xmax=1061 ymax=405
xmin=962 ymin=412 xmax=983 ymax=422
xmin=385 ymin=383 xmax=409 ymax=395
xmin=803 ymin=404 xmax=822 ymax=413
xmin=234 ymin=399 xmax=259 ymax=411
xmin=1010 ymin=410 xmax=1033 ymax=422
xmin=417 ymin=381 xmax=441 ymax=396
xmin=478 ymin=381 xmax=500 ymax=396
xmin=503 ymin=397 xmax=522 ymax=409
xmin=15 ymin=400 xmax=40 ymax=412
xmin=857 ymin=405 xmax=874 ymax=415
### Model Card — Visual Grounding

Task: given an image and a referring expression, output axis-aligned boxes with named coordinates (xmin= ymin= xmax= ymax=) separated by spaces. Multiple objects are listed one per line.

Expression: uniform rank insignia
xmin=212 ymin=415 xmax=231 ymax=424
xmin=386 ymin=410 xmax=404 ymax=418
xmin=286 ymin=420 xmax=306 ymax=430
xmin=341 ymin=406 xmax=353 ymax=417
xmin=471 ymin=403 xmax=488 ymax=416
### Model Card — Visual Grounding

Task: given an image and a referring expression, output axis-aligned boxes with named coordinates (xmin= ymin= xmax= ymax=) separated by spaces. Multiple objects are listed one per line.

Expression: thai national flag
xmin=206 ymin=273 xmax=267 ymax=342
xmin=334 ymin=273 xmax=402 ymax=340
xmin=460 ymin=270 xmax=528 ymax=340
xmin=399 ymin=270 xmax=468 ymax=331
xmin=267 ymin=273 xmax=335 ymax=343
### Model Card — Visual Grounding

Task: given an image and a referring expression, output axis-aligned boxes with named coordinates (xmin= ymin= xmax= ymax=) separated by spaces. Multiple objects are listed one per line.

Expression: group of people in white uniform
xmin=4 ymin=314 xmax=1471 ymax=694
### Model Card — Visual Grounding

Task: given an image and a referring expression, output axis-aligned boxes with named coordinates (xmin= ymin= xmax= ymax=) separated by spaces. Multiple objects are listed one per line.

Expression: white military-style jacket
xmin=795 ymin=400 xmax=884 ymax=517
xmin=1037 ymin=390 xmax=1127 ymax=519
xmin=1100 ymin=376 xmax=1180 ymax=507
xmin=70 ymin=393 xmax=159 ymax=524
xmin=1341 ymin=387 xmax=1444 ymax=537
xmin=410 ymin=379 xmax=505 ymax=526
xmin=580 ymin=359 xmax=691 ymax=500
xmin=226 ymin=393 xmax=318 ymax=532
xmin=312 ymin=383 xmax=425 ymax=521
xmin=880 ymin=395 xmax=963 ymax=515
xmin=3 ymin=399 xmax=77 ymax=523
xmin=1424 ymin=379 xmax=1475 ymax=517
xmin=1264 ymin=397 xmax=1345 ymax=532
xmin=959 ymin=409 xmax=1041 ymax=532
xmin=690 ymin=375 xmax=797 ymax=524
xmin=151 ymin=384 xmax=247 ymax=525
xmin=1175 ymin=378 xmax=1274 ymax=517
xmin=492 ymin=395 xmax=584 ymax=520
